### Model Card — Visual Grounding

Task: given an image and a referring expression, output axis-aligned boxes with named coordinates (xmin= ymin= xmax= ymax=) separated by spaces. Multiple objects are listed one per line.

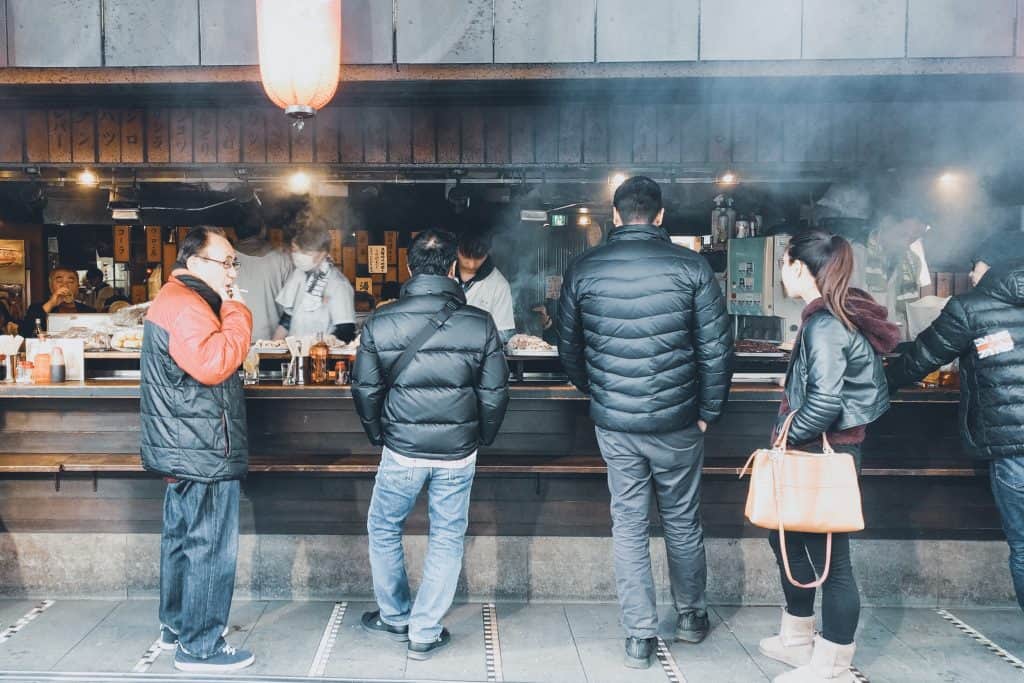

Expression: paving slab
xmin=234 ymin=600 xmax=336 ymax=676
xmin=322 ymin=601 xmax=407 ymax=680
xmin=871 ymin=607 xmax=1022 ymax=682
xmin=52 ymin=600 xmax=157 ymax=672
xmin=668 ymin=606 xmax=767 ymax=682
xmin=0 ymin=600 xmax=116 ymax=670
xmin=403 ymin=601 xmax=487 ymax=682
xmin=497 ymin=603 xmax=587 ymax=683
xmin=942 ymin=607 xmax=1024 ymax=661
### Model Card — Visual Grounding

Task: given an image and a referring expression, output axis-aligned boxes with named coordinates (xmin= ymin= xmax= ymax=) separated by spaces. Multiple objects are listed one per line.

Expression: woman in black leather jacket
xmin=759 ymin=231 xmax=899 ymax=683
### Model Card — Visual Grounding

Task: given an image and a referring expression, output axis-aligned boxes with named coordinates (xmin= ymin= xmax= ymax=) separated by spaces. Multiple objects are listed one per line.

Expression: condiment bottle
xmin=16 ymin=360 xmax=33 ymax=384
xmin=50 ymin=346 xmax=66 ymax=383
xmin=32 ymin=353 xmax=51 ymax=384
xmin=310 ymin=334 xmax=330 ymax=385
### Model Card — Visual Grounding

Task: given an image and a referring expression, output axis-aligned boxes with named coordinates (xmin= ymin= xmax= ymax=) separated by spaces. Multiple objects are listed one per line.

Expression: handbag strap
xmin=386 ymin=298 xmax=461 ymax=384
xmin=771 ymin=455 xmax=833 ymax=589
xmin=773 ymin=411 xmax=834 ymax=454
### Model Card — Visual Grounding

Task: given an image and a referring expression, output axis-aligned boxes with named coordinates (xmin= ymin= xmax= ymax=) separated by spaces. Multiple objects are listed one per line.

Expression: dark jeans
xmin=159 ymin=479 xmax=240 ymax=658
xmin=991 ymin=455 xmax=1024 ymax=611
xmin=767 ymin=442 xmax=862 ymax=646
xmin=596 ymin=424 xmax=706 ymax=639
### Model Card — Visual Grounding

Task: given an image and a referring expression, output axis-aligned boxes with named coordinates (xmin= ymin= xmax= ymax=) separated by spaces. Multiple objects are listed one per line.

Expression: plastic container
xmin=32 ymin=354 xmax=51 ymax=384
xmin=49 ymin=346 xmax=66 ymax=383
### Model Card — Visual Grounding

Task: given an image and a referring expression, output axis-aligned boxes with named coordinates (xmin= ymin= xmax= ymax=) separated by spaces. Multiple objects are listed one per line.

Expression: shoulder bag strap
xmin=386 ymin=299 xmax=461 ymax=385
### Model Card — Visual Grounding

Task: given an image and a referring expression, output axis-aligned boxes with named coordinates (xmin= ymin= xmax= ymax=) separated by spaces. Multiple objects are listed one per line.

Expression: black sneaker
xmin=361 ymin=610 xmax=410 ymax=642
xmin=624 ymin=636 xmax=656 ymax=669
xmin=407 ymin=627 xmax=450 ymax=660
xmin=675 ymin=609 xmax=710 ymax=643
xmin=174 ymin=642 xmax=255 ymax=673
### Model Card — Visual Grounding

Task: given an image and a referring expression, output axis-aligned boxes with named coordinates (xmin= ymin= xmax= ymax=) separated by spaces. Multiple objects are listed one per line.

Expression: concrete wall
xmin=0 ymin=0 xmax=1021 ymax=67
xmin=0 ymin=533 xmax=1015 ymax=606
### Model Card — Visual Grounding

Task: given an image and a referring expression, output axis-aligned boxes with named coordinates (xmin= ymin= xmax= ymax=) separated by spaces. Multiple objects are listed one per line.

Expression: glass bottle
xmin=310 ymin=334 xmax=330 ymax=385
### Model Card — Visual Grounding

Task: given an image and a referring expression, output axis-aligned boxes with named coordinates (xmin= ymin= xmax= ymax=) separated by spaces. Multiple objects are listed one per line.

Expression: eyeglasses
xmin=195 ymin=255 xmax=240 ymax=271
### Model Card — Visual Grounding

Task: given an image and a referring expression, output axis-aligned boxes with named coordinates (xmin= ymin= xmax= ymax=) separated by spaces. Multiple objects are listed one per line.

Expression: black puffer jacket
xmin=556 ymin=224 xmax=733 ymax=433
xmin=352 ymin=274 xmax=510 ymax=460
xmin=887 ymin=266 xmax=1024 ymax=460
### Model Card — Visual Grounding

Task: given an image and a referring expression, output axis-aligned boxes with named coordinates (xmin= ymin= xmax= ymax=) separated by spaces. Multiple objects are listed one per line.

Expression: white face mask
xmin=292 ymin=252 xmax=319 ymax=272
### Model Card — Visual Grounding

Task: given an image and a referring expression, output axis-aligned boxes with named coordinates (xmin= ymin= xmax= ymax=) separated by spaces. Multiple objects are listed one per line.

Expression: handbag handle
xmin=772 ymin=411 xmax=834 ymax=454
xmin=771 ymin=455 xmax=833 ymax=589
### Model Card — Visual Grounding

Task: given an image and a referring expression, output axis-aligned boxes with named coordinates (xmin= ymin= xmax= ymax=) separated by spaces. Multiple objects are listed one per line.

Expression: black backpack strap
xmin=386 ymin=299 xmax=461 ymax=385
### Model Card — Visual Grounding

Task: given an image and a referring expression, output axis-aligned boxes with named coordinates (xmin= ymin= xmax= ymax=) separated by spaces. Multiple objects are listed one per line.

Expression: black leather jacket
xmin=780 ymin=310 xmax=890 ymax=445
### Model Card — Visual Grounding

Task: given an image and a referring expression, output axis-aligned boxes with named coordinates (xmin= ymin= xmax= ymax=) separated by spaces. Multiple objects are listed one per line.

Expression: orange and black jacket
xmin=140 ymin=270 xmax=253 ymax=482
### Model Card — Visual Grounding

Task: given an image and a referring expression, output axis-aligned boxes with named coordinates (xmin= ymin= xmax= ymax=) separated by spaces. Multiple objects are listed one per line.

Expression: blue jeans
xmin=367 ymin=451 xmax=475 ymax=644
xmin=159 ymin=479 xmax=240 ymax=658
xmin=991 ymin=456 xmax=1024 ymax=611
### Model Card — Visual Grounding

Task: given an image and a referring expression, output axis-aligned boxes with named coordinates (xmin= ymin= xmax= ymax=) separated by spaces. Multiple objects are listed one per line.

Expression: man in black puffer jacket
xmin=557 ymin=176 xmax=733 ymax=668
xmin=353 ymin=230 xmax=509 ymax=659
xmin=887 ymin=237 xmax=1024 ymax=612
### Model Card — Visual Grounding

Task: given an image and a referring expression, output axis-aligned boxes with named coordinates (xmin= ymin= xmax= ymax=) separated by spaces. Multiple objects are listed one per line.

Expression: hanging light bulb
xmin=78 ymin=169 xmax=98 ymax=186
xmin=257 ymin=0 xmax=342 ymax=128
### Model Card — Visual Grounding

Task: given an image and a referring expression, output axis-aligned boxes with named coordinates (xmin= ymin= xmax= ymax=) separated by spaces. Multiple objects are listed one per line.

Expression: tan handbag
xmin=739 ymin=411 xmax=865 ymax=588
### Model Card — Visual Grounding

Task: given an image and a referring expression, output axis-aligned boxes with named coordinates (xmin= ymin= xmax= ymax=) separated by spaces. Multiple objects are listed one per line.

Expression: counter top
xmin=0 ymin=380 xmax=960 ymax=403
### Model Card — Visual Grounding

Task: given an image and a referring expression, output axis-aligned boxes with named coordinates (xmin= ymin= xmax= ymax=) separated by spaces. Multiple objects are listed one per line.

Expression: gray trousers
xmin=596 ymin=424 xmax=707 ymax=639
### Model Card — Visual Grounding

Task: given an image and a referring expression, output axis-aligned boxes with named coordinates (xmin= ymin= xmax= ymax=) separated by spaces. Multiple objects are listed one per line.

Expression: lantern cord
xmin=141 ymin=198 xmax=238 ymax=212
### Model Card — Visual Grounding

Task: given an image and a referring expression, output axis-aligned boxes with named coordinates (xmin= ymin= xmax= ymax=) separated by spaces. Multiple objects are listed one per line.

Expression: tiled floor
xmin=0 ymin=598 xmax=1019 ymax=682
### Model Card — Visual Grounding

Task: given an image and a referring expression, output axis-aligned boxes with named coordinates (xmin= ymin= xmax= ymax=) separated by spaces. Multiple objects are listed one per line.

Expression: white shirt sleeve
xmin=490 ymin=273 xmax=516 ymax=332
xmin=327 ymin=273 xmax=356 ymax=326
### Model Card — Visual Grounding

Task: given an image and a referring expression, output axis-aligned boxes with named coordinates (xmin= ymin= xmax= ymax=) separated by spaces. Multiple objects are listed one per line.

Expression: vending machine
xmin=727 ymin=236 xmax=804 ymax=344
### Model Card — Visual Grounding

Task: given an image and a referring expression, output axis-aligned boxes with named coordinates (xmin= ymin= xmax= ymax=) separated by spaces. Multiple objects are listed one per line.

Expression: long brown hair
xmin=787 ymin=230 xmax=855 ymax=330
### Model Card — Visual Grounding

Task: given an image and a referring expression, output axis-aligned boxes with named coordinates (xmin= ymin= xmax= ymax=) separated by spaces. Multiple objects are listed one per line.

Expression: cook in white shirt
xmin=273 ymin=226 xmax=356 ymax=342
xmin=456 ymin=232 xmax=515 ymax=342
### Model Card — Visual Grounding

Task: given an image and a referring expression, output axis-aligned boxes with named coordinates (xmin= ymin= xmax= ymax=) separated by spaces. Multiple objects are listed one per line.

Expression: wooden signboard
xmin=145 ymin=226 xmax=162 ymax=263
xmin=162 ymin=242 xmax=177 ymax=281
xmin=342 ymin=246 xmax=357 ymax=282
xmin=384 ymin=231 xmax=398 ymax=264
xmin=386 ymin=266 xmax=398 ymax=283
xmin=398 ymin=248 xmax=409 ymax=282
xmin=371 ymin=272 xmax=385 ymax=284
xmin=356 ymin=231 xmax=369 ymax=264
xmin=130 ymin=284 xmax=147 ymax=304
xmin=113 ymin=226 xmax=131 ymax=262
xmin=368 ymin=245 xmax=387 ymax=274
xmin=329 ymin=229 xmax=343 ymax=264
xmin=355 ymin=277 xmax=373 ymax=294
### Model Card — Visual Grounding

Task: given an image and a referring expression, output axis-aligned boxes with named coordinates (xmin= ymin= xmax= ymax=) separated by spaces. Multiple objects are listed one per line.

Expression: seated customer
xmin=81 ymin=267 xmax=117 ymax=312
xmin=273 ymin=225 xmax=356 ymax=342
xmin=21 ymin=266 xmax=95 ymax=337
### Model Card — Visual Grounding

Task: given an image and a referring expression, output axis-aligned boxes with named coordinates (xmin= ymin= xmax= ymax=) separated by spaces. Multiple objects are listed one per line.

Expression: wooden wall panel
xmin=290 ymin=125 xmax=313 ymax=163
xmin=435 ymin=107 xmax=460 ymax=164
xmin=583 ymin=106 xmax=608 ymax=164
xmin=411 ymin=108 xmax=435 ymax=164
xmin=558 ymin=103 xmax=584 ymax=164
xmin=146 ymin=110 xmax=169 ymax=163
xmin=608 ymin=105 xmax=633 ymax=163
xmin=387 ymin=108 xmax=412 ymax=163
xmin=315 ymin=109 xmax=340 ymax=163
xmin=169 ymin=109 xmax=193 ymax=163
xmin=509 ymin=107 xmax=534 ymax=164
xmin=534 ymin=107 xmax=559 ymax=163
xmin=98 ymin=109 xmax=121 ymax=162
xmin=804 ymin=104 xmax=831 ymax=163
xmin=120 ymin=110 xmax=144 ymax=163
xmin=856 ymin=103 xmax=884 ymax=164
xmin=71 ymin=109 xmax=96 ymax=164
xmin=242 ymin=108 xmax=266 ymax=163
xmin=266 ymin=113 xmax=290 ymax=163
xmin=632 ymin=105 xmax=657 ymax=164
xmin=707 ymin=104 xmax=732 ymax=163
xmin=679 ymin=105 xmax=708 ymax=163
xmin=364 ymin=107 xmax=388 ymax=163
xmin=339 ymin=108 xmax=363 ymax=163
xmin=0 ymin=110 xmax=23 ymax=162
xmin=47 ymin=110 xmax=71 ymax=163
xmin=656 ymin=105 xmax=681 ymax=164
xmin=25 ymin=110 xmax=48 ymax=162
xmin=485 ymin=108 xmax=509 ymax=164
xmin=460 ymin=107 xmax=484 ymax=163
xmin=783 ymin=103 xmax=808 ymax=162
xmin=731 ymin=105 xmax=757 ymax=163
xmin=217 ymin=109 xmax=241 ymax=163
xmin=756 ymin=105 xmax=783 ymax=163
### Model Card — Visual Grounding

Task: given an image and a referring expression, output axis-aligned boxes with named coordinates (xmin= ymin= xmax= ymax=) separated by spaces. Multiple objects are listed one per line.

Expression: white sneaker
xmin=759 ymin=609 xmax=815 ymax=668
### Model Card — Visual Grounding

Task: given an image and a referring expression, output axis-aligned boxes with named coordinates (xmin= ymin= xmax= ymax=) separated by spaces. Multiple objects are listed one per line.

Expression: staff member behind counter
xmin=273 ymin=225 xmax=356 ymax=342
xmin=456 ymin=232 xmax=516 ymax=342
xmin=20 ymin=266 xmax=96 ymax=338
xmin=234 ymin=219 xmax=293 ymax=342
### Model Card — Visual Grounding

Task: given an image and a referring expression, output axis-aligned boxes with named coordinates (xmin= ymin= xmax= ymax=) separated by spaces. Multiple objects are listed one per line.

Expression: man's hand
xmin=43 ymin=287 xmax=72 ymax=313
xmin=697 ymin=420 xmax=708 ymax=433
